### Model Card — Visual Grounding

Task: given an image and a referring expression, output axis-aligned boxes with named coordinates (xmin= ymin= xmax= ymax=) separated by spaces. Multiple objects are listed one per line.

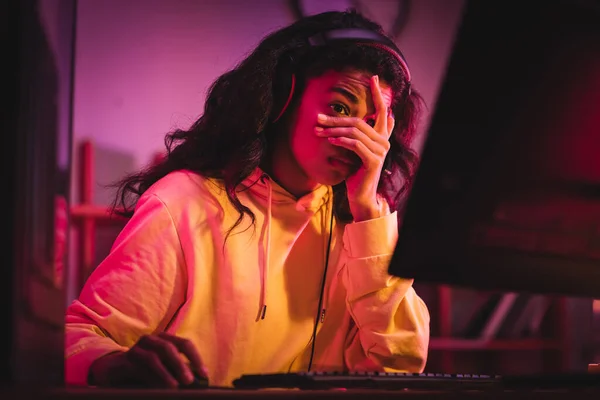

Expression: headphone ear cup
xmin=271 ymin=54 xmax=296 ymax=123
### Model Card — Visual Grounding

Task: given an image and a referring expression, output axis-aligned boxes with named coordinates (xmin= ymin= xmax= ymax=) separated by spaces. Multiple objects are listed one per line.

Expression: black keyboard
xmin=232 ymin=371 xmax=502 ymax=390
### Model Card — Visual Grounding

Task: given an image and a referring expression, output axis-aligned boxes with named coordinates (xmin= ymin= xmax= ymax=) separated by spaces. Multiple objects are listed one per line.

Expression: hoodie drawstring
xmin=307 ymin=186 xmax=334 ymax=371
xmin=253 ymin=172 xmax=330 ymax=322
xmin=257 ymin=173 xmax=272 ymax=321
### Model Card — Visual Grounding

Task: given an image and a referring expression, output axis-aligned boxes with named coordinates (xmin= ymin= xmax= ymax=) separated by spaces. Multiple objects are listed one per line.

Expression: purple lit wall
xmin=70 ymin=0 xmax=465 ymax=195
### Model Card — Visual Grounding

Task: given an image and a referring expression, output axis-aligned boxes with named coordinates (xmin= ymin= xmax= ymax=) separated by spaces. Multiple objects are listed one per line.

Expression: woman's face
xmin=269 ymin=69 xmax=394 ymax=198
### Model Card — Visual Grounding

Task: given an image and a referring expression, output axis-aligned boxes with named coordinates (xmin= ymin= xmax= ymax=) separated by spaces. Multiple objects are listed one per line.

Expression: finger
xmin=387 ymin=114 xmax=395 ymax=139
xmin=316 ymin=126 xmax=387 ymax=155
xmin=315 ymin=127 xmax=382 ymax=152
xmin=128 ymin=346 xmax=179 ymax=388
xmin=158 ymin=333 xmax=208 ymax=379
xmin=138 ymin=335 xmax=194 ymax=385
xmin=370 ymin=75 xmax=388 ymax=134
xmin=317 ymin=114 xmax=388 ymax=146
xmin=328 ymin=137 xmax=379 ymax=169
xmin=317 ymin=113 xmax=365 ymax=128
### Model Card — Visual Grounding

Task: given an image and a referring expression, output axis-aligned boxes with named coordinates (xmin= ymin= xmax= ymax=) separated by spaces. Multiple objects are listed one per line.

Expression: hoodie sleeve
xmin=341 ymin=211 xmax=430 ymax=373
xmin=64 ymin=193 xmax=187 ymax=386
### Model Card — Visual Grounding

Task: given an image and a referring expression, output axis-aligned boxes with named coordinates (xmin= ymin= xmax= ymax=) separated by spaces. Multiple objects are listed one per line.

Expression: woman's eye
xmin=330 ymin=103 xmax=349 ymax=116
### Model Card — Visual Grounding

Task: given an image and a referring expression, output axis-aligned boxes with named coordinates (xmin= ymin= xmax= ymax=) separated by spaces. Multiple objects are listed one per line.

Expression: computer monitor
xmin=388 ymin=0 xmax=600 ymax=298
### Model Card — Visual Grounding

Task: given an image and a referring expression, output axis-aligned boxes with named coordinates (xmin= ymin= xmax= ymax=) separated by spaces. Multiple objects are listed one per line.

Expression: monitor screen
xmin=388 ymin=0 xmax=600 ymax=298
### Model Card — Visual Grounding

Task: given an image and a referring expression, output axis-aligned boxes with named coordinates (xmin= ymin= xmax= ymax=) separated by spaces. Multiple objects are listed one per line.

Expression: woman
xmin=65 ymin=9 xmax=430 ymax=388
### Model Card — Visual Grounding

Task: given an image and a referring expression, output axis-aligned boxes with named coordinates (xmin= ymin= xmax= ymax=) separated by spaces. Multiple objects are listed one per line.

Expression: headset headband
xmin=272 ymin=28 xmax=412 ymax=123
xmin=307 ymin=28 xmax=411 ymax=82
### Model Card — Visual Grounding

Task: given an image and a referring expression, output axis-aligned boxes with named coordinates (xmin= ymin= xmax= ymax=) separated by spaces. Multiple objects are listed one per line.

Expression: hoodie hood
xmin=239 ymin=168 xmax=330 ymax=213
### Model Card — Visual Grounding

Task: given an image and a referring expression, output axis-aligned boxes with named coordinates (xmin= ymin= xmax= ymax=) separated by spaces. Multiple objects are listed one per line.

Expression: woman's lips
xmin=328 ymin=156 xmax=359 ymax=171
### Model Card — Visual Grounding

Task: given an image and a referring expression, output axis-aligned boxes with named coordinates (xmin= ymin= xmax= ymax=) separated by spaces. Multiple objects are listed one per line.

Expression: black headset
xmin=271 ymin=28 xmax=412 ymax=123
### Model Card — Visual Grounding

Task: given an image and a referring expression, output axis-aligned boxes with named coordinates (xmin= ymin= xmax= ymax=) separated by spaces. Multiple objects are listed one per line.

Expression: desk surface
xmin=4 ymin=387 xmax=600 ymax=400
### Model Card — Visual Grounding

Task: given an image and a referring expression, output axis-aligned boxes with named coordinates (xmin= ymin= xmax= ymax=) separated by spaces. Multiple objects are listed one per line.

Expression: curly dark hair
xmin=111 ymin=10 xmax=424 ymax=234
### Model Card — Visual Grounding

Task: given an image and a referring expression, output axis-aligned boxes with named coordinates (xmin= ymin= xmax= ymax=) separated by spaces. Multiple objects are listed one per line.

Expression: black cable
xmin=307 ymin=208 xmax=335 ymax=372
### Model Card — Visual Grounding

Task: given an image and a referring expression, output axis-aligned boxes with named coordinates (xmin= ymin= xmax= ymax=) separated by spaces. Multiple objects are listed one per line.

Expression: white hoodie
xmin=65 ymin=168 xmax=430 ymax=387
